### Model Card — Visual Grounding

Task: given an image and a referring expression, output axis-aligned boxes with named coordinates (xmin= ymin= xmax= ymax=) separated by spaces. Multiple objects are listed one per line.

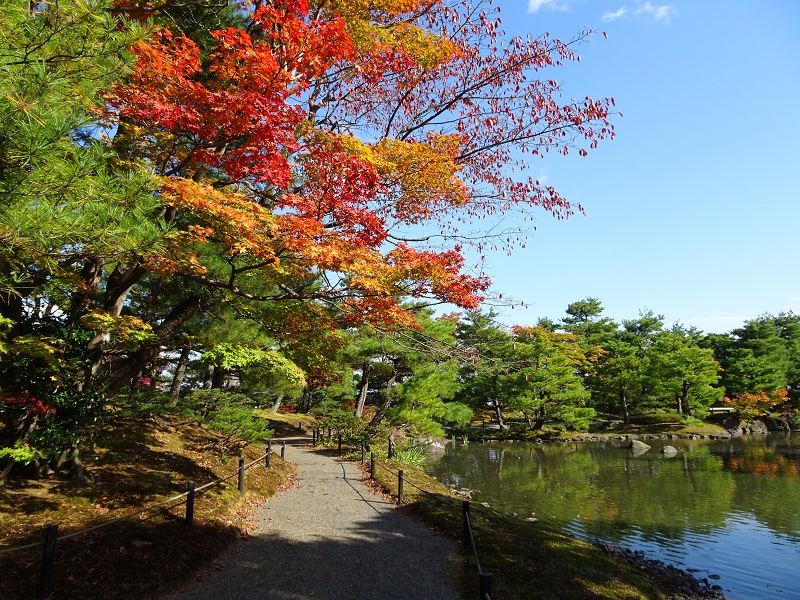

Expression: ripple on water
xmin=598 ymin=512 xmax=799 ymax=599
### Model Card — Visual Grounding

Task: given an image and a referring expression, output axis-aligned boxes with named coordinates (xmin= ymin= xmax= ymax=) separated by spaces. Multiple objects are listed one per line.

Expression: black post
xmin=280 ymin=441 xmax=285 ymax=459
xmin=338 ymin=433 xmax=342 ymax=453
xmin=297 ymin=420 xmax=302 ymax=432
xmin=398 ymin=469 xmax=404 ymax=504
xmin=370 ymin=452 xmax=375 ymax=479
xmin=238 ymin=458 xmax=245 ymax=496
xmin=462 ymin=500 xmax=472 ymax=547
xmin=479 ymin=572 xmax=493 ymax=600
xmin=312 ymin=429 xmax=317 ymax=444
xmin=34 ymin=524 xmax=58 ymax=599
xmin=186 ymin=481 xmax=195 ymax=526
xmin=267 ymin=439 xmax=272 ymax=468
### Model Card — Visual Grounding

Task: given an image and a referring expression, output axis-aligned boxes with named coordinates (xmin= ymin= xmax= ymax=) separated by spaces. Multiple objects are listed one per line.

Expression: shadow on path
xmin=161 ymin=441 xmax=461 ymax=600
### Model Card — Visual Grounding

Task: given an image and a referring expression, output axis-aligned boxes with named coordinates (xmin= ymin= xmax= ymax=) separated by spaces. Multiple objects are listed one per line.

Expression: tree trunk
xmin=354 ymin=361 xmax=373 ymax=417
xmin=211 ymin=365 xmax=225 ymax=389
xmin=203 ymin=363 xmax=214 ymax=389
xmin=270 ymin=394 xmax=285 ymax=413
xmin=681 ymin=382 xmax=691 ymax=416
xmin=494 ymin=400 xmax=505 ymax=429
xmin=128 ymin=370 xmax=142 ymax=402
xmin=0 ymin=411 xmax=40 ymax=485
xmin=368 ymin=358 xmax=400 ymax=429
xmin=0 ymin=457 xmax=15 ymax=485
xmin=67 ymin=257 xmax=104 ymax=329
xmin=170 ymin=343 xmax=193 ymax=405
xmin=103 ymin=295 xmax=208 ymax=397
xmin=82 ymin=261 xmax=147 ymax=391
xmin=300 ymin=388 xmax=313 ymax=412
xmin=620 ymin=389 xmax=630 ymax=424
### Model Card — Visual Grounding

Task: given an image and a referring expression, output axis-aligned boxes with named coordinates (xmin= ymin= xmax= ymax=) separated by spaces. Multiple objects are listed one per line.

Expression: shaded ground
xmin=162 ymin=438 xmax=461 ymax=600
xmin=0 ymin=416 xmax=295 ymax=600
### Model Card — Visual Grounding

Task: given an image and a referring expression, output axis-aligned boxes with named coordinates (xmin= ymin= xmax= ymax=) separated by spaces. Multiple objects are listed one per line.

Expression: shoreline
xmin=596 ymin=542 xmax=726 ymax=599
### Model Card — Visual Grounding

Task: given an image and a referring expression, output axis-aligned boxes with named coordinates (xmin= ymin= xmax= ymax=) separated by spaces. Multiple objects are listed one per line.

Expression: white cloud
xmin=601 ymin=7 xmax=627 ymax=22
xmin=528 ymin=0 xmax=570 ymax=13
xmin=600 ymin=2 xmax=676 ymax=24
xmin=635 ymin=2 xmax=676 ymax=23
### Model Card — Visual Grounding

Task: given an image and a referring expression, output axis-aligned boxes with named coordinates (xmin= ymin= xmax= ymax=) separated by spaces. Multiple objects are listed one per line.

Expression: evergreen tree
xmin=647 ymin=327 xmax=722 ymax=417
xmin=0 ymin=0 xmax=155 ymax=479
xmin=498 ymin=327 xmax=593 ymax=431
xmin=719 ymin=317 xmax=790 ymax=397
xmin=772 ymin=312 xmax=800 ymax=404
xmin=455 ymin=311 xmax=514 ymax=428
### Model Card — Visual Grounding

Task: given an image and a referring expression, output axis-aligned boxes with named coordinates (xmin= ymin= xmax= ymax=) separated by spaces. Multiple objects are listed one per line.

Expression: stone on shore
xmin=628 ymin=439 xmax=651 ymax=453
xmin=660 ymin=445 xmax=679 ymax=457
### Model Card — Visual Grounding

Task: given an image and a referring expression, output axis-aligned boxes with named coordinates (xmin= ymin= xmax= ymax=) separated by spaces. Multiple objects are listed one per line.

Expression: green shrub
xmin=179 ymin=390 xmax=273 ymax=451
xmin=787 ymin=410 xmax=800 ymax=431
xmin=310 ymin=399 xmax=371 ymax=446
xmin=394 ymin=443 xmax=428 ymax=469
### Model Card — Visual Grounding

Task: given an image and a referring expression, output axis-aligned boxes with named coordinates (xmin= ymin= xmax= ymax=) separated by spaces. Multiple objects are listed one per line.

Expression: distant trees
xmin=451 ymin=300 xmax=799 ymax=430
xmin=704 ymin=316 xmax=791 ymax=398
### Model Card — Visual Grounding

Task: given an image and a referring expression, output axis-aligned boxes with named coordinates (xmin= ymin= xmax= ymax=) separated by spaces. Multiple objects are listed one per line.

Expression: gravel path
xmin=162 ymin=438 xmax=462 ymax=600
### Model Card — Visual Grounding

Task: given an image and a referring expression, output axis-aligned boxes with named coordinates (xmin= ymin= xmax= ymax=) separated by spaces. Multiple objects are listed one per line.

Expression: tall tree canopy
xmin=0 ymin=0 xmax=617 ymax=475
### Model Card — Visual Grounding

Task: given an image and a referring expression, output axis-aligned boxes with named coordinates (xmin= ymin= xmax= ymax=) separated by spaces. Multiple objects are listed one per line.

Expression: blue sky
xmin=471 ymin=0 xmax=800 ymax=333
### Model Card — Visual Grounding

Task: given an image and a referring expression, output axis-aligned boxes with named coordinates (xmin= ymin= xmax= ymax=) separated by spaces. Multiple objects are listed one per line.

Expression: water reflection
xmin=427 ymin=434 xmax=800 ymax=599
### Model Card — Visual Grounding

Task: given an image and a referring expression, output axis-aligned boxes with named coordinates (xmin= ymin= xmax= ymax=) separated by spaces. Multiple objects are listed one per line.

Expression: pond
xmin=426 ymin=433 xmax=800 ymax=599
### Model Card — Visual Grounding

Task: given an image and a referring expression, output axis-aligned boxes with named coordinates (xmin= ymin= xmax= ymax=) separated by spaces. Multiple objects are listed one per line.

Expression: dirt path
xmin=161 ymin=438 xmax=462 ymax=600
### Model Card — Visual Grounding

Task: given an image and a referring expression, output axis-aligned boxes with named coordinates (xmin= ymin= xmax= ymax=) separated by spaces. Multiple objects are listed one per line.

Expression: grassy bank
xmin=366 ymin=455 xmax=706 ymax=600
xmin=0 ymin=414 xmax=295 ymax=600
xmin=466 ymin=410 xmax=728 ymax=442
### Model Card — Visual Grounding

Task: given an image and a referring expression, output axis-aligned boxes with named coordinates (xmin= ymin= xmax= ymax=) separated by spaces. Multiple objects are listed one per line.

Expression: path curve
xmin=162 ymin=438 xmax=462 ymax=600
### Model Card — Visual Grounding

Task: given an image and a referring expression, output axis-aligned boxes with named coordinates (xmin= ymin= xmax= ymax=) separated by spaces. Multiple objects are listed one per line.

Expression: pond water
xmin=427 ymin=434 xmax=800 ymax=599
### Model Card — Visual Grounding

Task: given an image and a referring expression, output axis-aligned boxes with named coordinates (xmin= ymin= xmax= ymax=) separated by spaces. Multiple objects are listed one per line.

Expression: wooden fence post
xmin=238 ymin=459 xmax=245 ymax=496
xmin=280 ymin=441 xmax=285 ymax=459
xmin=312 ymin=429 xmax=317 ymax=444
xmin=462 ymin=500 xmax=472 ymax=547
xmin=186 ymin=481 xmax=195 ymax=526
xmin=34 ymin=524 xmax=58 ymax=599
xmin=479 ymin=572 xmax=493 ymax=599
xmin=267 ymin=439 xmax=272 ymax=468
xmin=398 ymin=469 xmax=404 ymax=505
xmin=370 ymin=453 xmax=375 ymax=479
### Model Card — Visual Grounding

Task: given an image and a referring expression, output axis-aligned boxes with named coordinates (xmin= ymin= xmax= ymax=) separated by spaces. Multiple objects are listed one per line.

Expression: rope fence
xmin=0 ymin=439 xmax=288 ymax=599
xmin=366 ymin=450 xmax=494 ymax=600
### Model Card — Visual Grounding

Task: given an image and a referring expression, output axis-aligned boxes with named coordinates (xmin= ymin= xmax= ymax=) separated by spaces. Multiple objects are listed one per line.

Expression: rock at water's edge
xmin=763 ymin=416 xmax=791 ymax=432
xmin=661 ymin=445 xmax=678 ymax=457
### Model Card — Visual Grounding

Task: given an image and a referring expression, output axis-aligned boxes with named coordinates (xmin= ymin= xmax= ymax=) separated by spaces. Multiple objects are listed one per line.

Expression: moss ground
xmin=0 ymin=414 xmax=295 ymax=600
xmin=468 ymin=410 xmax=727 ymax=442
